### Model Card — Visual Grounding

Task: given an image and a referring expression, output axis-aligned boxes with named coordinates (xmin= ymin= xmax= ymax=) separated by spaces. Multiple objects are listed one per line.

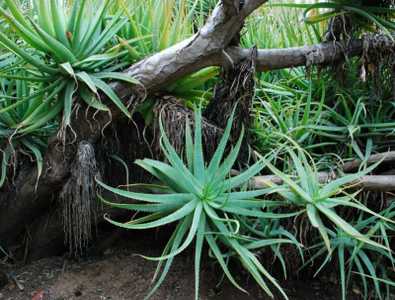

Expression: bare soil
xmin=0 ymin=231 xmax=361 ymax=300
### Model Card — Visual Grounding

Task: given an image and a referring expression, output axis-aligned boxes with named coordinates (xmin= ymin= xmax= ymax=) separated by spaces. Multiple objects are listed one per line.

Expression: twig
xmin=249 ymin=174 xmax=395 ymax=192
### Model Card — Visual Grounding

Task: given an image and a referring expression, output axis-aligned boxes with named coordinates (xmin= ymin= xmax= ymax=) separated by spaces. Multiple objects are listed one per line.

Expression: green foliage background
xmin=1 ymin=1 xmax=395 ymax=299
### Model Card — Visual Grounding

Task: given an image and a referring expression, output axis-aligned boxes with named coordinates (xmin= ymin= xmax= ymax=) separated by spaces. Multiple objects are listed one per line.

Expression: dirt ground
xmin=0 ymin=231 xmax=363 ymax=300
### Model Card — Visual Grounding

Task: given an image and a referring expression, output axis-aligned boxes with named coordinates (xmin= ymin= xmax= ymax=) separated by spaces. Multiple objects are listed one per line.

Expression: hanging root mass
xmin=153 ymin=97 xmax=223 ymax=160
xmin=60 ymin=141 xmax=101 ymax=257
xmin=360 ymin=33 xmax=395 ymax=99
xmin=205 ymin=46 xmax=257 ymax=139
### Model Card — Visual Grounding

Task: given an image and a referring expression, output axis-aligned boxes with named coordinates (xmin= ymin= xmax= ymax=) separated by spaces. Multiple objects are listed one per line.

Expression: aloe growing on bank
xmin=301 ymin=204 xmax=395 ymax=300
xmin=259 ymin=147 xmax=393 ymax=252
xmin=0 ymin=0 xmax=141 ymax=188
xmin=0 ymin=0 xmax=140 ymax=131
xmin=0 ymin=1 xmax=394 ymax=298
xmin=98 ymin=108 xmax=301 ymax=300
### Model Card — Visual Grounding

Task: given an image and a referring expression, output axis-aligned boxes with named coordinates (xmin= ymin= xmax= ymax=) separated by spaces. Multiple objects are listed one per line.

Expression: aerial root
xmin=153 ymin=97 xmax=223 ymax=161
xmin=60 ymin=141 xmax=101 ymax=257
xmin=207 ymin=46 xmax=256 ymax=131
xmin=360 ymin=33 xmax=395 ymax=98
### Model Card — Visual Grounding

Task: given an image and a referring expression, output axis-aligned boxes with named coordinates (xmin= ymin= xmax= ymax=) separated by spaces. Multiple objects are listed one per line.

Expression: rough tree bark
xmin=0 ymin=0 xmax=369 ymax=250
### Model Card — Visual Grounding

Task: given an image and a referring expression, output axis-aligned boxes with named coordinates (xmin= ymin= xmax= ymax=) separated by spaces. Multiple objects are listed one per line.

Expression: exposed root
xmin=324 ymin=15 xmax=353 ymax=43
xmin=153 ymin=97 xmax=223 ymax=161
xmin=360 ymin=33 xmax=395 ymax=99
xmin=59 ymin=141 xmax=101 ymax=257
xmin=206 ymin=47 xmax=256 ymax=135
xmin=204 ymin=47 xmax=257 ymax=165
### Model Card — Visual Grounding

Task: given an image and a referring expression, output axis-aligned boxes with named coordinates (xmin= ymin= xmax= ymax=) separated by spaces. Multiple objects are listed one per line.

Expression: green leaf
xmin=185 ymin=117 xmax=194 ymax=171
xmin=193 ymin=106 xmax=205 ymax=182
xmin=90 ymin=77 xmax=131 ymax=118
xmin=157 ymin=117 xmax=202 ymax=193
xmin=80 ymin=88 xmax=109 ymax=112
xmin=21 ymin=139 xmax=43 ymax=190
xmin=0 ymin=6 xmax=49 ymax=52
xmin=104 ymin=200 xmax=196 ymax=230
xmin=96 ymin=179 xmax=193 ymax=204
xmin=307 ymin=204 xmax=331 ymax=252
xmin=205 ymin=230 xmax=247 ymax=293
xmin=63 ymin=81 xmax=76 ymax=127
xmin=317 ymin=204 xmax=388 ymax=251
xmin=77 ymin=0 xmax=110 ymax=56
xmin=50 ymin=0 xmax=70 ymax=48
xmin=0 ymin=31 xmax=58 ymax=74
xmin=77 ymin=72 xmax=98 ymax=94
xmin=225 ymin=158 xmax=265 ymax=189
xmin=60 ymin=62 xmax=75 ymax=78
xmin=207 ymin=105 xmax=236 ymax=176
xmin=262 ymin=158 xmax=313 ymax=203
xmin=35 ymin=0 xmax=55 ymax=36
xmin=194 ymin=213 xmax=205 ymax=300
xmin=29 ymin=17 xmax=77 ymax=63
xmin=144 ymin=218 xmax=189 ymax=300
xmin=142 ymin=202 xmax=202 ymax=261
xmin=83 ymin=11 xmax=128 ymax=56
xmin=212 ymin=127 xmax=245 ymax=185
xmin=0 ymin=146 xmax=11 ymax=187
xmin=94 ymin=72 xmax=140 ymax=86
xmin=19 ymin=99 xmax=63 ymax=134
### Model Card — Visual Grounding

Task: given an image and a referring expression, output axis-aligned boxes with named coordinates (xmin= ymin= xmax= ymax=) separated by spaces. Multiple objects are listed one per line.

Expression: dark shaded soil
xmin=0 ymin=230 xmax=363 ymax=300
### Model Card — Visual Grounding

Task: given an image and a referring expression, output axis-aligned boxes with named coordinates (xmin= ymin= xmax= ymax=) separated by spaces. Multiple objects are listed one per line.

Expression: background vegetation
xmin=1 ymin=1 xmax=395 ymax=299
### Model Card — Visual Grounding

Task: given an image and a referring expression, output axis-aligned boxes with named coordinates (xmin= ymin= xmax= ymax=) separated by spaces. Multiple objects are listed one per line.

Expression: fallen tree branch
xmin=342 ymin=151 xmax=395 ymax=173
xmin=227 ymin=40 xmax=363 ymax=71
xmin=250 ymin=173 xmax=395 ymax=192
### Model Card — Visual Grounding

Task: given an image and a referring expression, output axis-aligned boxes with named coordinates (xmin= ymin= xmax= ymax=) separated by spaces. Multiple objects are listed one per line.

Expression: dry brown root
xmin=205 ymin=47 xmax=257 ymax=139
xmin=360 ymin=33 xmax=395 ymax=99
xmin=59 ymin=141 xmax=101 ymax=257
xmin=152 ymin=97 xmax=223 ymax=160
xmin=203 ymin=47 xmax=257 ymax=165
xmin=324 ymin=15 xmax=353 ymax=43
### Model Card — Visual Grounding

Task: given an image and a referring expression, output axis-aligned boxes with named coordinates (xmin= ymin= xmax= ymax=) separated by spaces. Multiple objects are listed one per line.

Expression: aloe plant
xmin=276 ymin=1 xmax=395 ymax=36
xmin=258 ymin=147 xmax=393 ymax=253
xmin=252 ymin=79 xmax=327 ymax=152
xmin=0 ymin=53 xmax=58 ymax=187
xmin=97 ymin=107 xmax=302 ymax=300
xmin=0 ymin=0 xmax=139 ymax=133
xmin=302 ymin=203 xmax=395 ymax=300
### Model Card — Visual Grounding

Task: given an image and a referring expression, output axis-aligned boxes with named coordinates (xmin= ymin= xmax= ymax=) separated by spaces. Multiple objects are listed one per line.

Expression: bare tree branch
xmin=342 ymin=151 xmax=395 ymax=173
xmin=114 ymin=0 xmax=265 ymax=96
xmin=227 ymin=40 xmax=363 ymax=71
xmin=250 ymin=173 xmax=395 ymax=192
